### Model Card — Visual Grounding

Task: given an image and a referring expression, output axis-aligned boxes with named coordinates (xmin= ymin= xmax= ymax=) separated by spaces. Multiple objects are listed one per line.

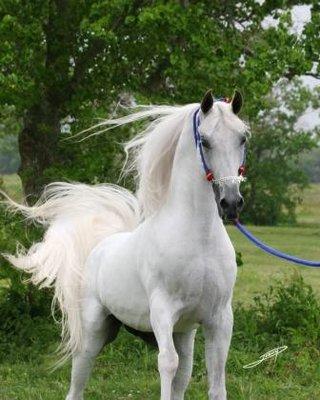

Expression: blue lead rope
xmin=234 ymin=220 xmax=320 ymax=268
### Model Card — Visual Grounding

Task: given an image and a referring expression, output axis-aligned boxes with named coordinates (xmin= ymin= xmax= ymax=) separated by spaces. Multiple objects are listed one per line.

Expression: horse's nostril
xmin=220 ymin=198 xmax=229 ymax=210
xmin=237 ymin=197 xmax=244 ymax=209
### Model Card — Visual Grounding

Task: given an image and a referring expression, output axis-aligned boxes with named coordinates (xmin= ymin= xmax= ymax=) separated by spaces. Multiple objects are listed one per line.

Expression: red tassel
xmin=238 ymin=166 xmax=246 ymax=176
xmin=206 ymin=171 xmax=214 ymax=181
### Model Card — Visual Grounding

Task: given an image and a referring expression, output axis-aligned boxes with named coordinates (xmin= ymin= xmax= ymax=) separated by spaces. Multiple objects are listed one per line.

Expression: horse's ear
xmin=201 ymin=90 xmax=214 ymax=114
xmin=231 ymin=90 xmax=243 ymax=114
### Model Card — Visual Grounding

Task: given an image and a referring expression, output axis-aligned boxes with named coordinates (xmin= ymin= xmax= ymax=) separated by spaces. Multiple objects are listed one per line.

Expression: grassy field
xmin=0 ymin=176 xmax=320 ymax=399
xmin=230 ymin=184 xmax=320 ymax=305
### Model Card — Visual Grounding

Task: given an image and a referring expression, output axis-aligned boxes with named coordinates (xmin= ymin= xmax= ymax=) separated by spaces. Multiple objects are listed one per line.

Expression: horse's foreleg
xmin=203 ymin=305 xmax=233 ymax=400
xmin=150 ymin=296 xmax=179 ymax=400
xmin=171 ymin=329 xmax=196 ymax=400
xmin=66 ymin=297 xmax=121 ymax=400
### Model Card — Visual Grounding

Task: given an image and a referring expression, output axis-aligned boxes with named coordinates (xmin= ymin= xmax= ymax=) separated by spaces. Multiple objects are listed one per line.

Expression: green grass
xmin=1 ymin=330 xmax=319 ymax=400
xmin=0 ymin=177 xmax=320 ymax=399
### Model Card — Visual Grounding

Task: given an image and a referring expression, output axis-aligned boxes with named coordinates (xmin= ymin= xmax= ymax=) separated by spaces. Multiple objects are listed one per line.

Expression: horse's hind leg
xmin=66 ymin=297 xmax=121 ymax=400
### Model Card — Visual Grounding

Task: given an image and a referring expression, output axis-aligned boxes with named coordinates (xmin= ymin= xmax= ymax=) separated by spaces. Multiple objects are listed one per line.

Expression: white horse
xmin=3 ymin=90 xmax=249 ymax=400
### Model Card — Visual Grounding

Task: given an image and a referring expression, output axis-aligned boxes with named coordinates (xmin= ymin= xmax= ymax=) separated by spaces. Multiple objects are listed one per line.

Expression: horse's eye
xmin=240 ymin=136 xmax=247 ymax=146
xmin=200 ymin=135 xmax=211 ymax=149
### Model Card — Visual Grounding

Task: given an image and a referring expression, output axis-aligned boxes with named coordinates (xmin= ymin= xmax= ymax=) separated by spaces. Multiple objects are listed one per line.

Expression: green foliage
xmin=45 ymin=113 xmax=135 ymax=187
xmin=242 ymin=80 xmax=320 ymax=224
xmin=300 ymin=146 xmax=320 ymax=183
xmin=233 ymin=273 xmax=320 ymax=350
xmin=0 ymin=289 xmax=55 ymax=357
xmin=0 ymin=105 xmax=21 ymax=173
xmin=0 ymin=204 xmax=53 ymax=357
xmin=236 ymin=251 xmax=243 ymax=267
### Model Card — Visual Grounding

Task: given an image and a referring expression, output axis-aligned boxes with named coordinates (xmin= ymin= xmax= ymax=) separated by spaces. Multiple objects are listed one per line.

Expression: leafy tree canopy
xmin=0 ymin=0 xmax=319 ymax=222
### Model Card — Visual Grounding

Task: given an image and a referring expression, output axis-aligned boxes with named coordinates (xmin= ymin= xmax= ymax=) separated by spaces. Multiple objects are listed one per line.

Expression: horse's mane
xmin=78 ymin=104 xmax=199 ymax=217
xmin=76 ymin=101 xmax=249 ymax=218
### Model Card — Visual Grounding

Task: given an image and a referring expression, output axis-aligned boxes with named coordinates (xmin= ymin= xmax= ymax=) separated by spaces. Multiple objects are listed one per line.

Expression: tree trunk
xmin=18 ymin=100 xmax=60 ymax=202
xmin=17 ymin=1 xmax=78 ymax=203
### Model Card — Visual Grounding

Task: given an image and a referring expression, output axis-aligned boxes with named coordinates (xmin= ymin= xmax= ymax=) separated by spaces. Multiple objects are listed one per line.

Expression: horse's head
xmin=197 ymin=90 xmax=249 ymax=220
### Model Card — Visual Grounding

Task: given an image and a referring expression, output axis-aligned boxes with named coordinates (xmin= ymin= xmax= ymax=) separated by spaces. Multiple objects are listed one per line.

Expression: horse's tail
xmin=1 ymin=182 xmax=140 ymax=362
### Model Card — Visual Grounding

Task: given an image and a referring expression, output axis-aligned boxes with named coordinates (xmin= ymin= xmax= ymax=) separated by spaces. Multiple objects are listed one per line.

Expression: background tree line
xmin=0 ymin=0 xmax=319 ymax=224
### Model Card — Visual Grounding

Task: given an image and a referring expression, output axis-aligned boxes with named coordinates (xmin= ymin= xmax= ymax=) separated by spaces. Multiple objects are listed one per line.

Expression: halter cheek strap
xmin=193 ymin=107 xmax=246 ymax=185
xmin=193 ymin=109 xmax=214 ymax=181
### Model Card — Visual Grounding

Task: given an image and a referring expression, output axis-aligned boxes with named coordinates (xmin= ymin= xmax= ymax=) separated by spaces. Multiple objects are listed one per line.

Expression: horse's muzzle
xmin=220 ymin=195 xmax=244 ymax=220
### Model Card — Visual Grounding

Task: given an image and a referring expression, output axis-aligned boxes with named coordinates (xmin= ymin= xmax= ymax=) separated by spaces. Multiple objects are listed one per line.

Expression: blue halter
xmin=192 ymin=106 xmax=246 ymax=182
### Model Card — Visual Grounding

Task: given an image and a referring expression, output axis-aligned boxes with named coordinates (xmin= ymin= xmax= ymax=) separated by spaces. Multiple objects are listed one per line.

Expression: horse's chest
xmin=142 ymin=245 xmax=236 ymax=310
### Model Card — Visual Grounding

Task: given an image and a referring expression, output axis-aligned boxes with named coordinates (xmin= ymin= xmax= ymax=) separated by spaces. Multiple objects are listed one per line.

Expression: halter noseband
xmin=192 ymin=104 xmax=246 ymax=185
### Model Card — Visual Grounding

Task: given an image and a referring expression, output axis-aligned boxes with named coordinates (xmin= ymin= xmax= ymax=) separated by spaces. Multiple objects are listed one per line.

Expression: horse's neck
xmin=163 ymin=119 xmax=222 ymax=234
